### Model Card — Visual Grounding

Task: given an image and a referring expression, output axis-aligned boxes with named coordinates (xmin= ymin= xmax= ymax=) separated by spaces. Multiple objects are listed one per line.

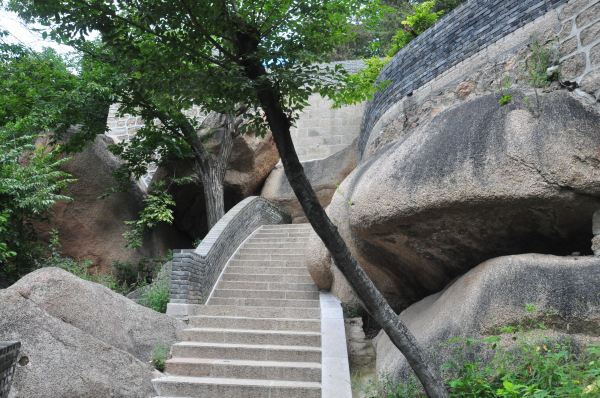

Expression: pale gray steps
xmin=171 ymin=341 xmax=322 ymax=362
xmin=166 ymin=358 xmax=321 ymax=382
xmin=253 ymin=232 xmax=311 ymax=239
xmin=237 ymin=248 xmax=305 ymax=255
xmin=260 ymin=225 xmax=312 ymax=230
xmin=152 ymin=376 xmax=321 ymax=398
xmin=243 ymin=242 xmax=307 ymax=249
xmin=221 ymin=273 xmax=314 ymax=283
xmin=217 ymin=280 xmax=318 ymax=292
xmin=208 ymin=297 xmax=320 ymax=308
xmin=233 ymin=253 xmax=305 ymax=262
xmin=221 ymin=273 xmax=314 ymax=284
xmin=228 ymin=259 xmax=304 ymax=268
xmin=191 ymin=305 xmax=320 ymax=319
xmin=188 ymin=315 xmax=320 ymax=332
xmin=249 ymin=237 xmax=310 ymax=243
xmin=181 ymin=328 xmax=321 ymax=346
xmin=212 ymin=289 xmax=319 ymax=300
xmin=224 ymin=266 xmax=309 ymax=275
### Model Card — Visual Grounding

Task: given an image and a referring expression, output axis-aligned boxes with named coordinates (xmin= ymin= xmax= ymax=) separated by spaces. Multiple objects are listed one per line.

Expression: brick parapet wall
xmin=0 ymin=342 xmax=19 ymax=398
xmin=169 ymin=197 xmax=291 ymax=305
xmin=359 ymin=0 xmax=573 ymax=156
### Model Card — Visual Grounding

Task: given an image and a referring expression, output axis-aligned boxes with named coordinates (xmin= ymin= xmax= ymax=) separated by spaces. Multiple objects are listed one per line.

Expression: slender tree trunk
xmin=199 ymin=161 xmax=226 ymax=229
xmin=247 ymin=70 xmax=449 ymax=397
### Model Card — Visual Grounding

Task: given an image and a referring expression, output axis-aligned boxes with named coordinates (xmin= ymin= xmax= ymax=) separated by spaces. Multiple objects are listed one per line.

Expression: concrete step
xmin=225 ymin=266 xmax=309 ymax=275
xmin=243 ymin=242 xmax=307 ymax=249
xmin=212 ymin=289 xmax=319 ymax=300
xmin=260 ymin=224 xmax=311 ymax=230
xmin=221 ymin=273 xmax=314 ymax=283
xmin=188 ymin=315 xmax=320 ymax=332
xmin=181 ymin=328 xmax=321 ymax=346
xmin=228 ymin=259 xmax=304 ymax=268
xmin=171 ymin=341 xmax=322 ymax=362
xmin=233 ymin=253 xmax=305 ymax=261
xmin=249 ymin=237 xmax=310 ymax=243
xmin=166 ymin=357 xmax=321 ymax=382
xmin=191 ymin=305 xmax=320 ymax=319
xmin=217 ymin=280 xmax=318 ymax=292
xmin=152 ymin=376 xmax=321 ymax=398
xmin=237 ymin=248 xmax=305 ymax=255
xmin=208 ymin=297 xmax=320 ymax=308
xmin=253 ymin=232 xmax=311 ymax=239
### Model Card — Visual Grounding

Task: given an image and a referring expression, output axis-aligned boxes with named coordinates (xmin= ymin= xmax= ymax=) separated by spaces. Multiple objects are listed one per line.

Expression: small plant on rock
xmin=151 ymin=344 xmax=169 ymax=372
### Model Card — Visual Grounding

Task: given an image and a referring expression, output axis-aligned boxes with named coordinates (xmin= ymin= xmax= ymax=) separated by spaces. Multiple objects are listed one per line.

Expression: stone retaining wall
xmin=167 ymin=197 xmax=290 ymax=314
xmin=360 ymin=0 xmax=572 ymax=156
xmin=0 ymin=342 xmax=19 ymax=398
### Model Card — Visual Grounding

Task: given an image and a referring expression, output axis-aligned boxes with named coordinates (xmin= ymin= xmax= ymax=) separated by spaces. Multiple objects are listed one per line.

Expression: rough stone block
xmin=581 ymin=20 xmax=600 ymax=46
xmin=560 ymin=52 xmax=587 ymax=80
xmin=560 ymin=0 xmax=592 ymax=20
xmin=576 ymin=2 xmax=600 ymax=28
xmin=580 ymin=68 xmax=600 ymax=95
xmin=590 ymin=42 xmax=600 ymax=66
xmin=559 ymin=35 xmax=579 ymax=57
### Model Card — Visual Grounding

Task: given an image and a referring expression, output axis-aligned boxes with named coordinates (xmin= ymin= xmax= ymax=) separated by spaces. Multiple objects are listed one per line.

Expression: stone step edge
xmin=173 ymin=341 xmax=322 ymax=352
xmin=152 ymin=375 xmax=322 ymax=389
xmin=182 ymin=327 xmax=321 ymax=336
xmin=167 ymin=357 xmax=322 ymax=369
xmin=188 ymin=315 xmax=321 ymax=323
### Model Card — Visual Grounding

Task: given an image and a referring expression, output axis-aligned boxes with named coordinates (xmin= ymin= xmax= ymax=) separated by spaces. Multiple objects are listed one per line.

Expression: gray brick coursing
xmin=359 ymin=0 xmax=571 ymax=156
xmin=0 ymin=342 xmax=19 ymax=398
xmin=169 ymin=197 xmax=291 ymax=305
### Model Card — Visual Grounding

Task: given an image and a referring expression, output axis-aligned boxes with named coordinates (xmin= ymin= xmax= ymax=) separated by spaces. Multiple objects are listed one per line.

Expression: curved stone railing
xmin=359 ymin=0 xmax=569 ymax=156
xmin=0 ymin=341 xmax=20 ymax=398
xmin=166 ymin=196 xmax=290 ymax=317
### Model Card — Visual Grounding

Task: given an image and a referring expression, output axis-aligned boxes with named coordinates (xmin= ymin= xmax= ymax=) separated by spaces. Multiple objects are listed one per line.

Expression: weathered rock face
xmin=375 ymin=254 xmax=600 ymax=379
xmin=153 ymin=132 xmax=279 ymax=238
xmin=9 ymin=267 xmax=183 ymax=363
xmin=40 ymin=135 xmax=186 ymax=271
xmin=307 ymin=90 xmax=600 ymax=310
xmin=0 ymin=268 xmax=182 ymax=397
xmin=261 ymin=142 xmax=357 ymax=223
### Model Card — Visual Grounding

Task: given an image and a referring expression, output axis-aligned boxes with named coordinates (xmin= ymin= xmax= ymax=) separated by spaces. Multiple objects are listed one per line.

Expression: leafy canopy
xmin=0 ymin=31 xmax=109 ymax=279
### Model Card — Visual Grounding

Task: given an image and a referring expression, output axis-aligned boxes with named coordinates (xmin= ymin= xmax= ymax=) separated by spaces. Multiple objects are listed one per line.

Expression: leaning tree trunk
xmin=188 ymin=111 xmax=237 ymax=230
xmin=247 ymin=71 xmax=449 ymax=397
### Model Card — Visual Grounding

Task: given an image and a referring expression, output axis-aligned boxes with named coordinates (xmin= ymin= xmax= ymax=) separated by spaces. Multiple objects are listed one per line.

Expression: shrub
xmin=360 ymin=336 xmax=600 ymax=397
xmin=151 ymin=344 xmax=169 ymax=372
xmin=388 ymin=1 xmax=444 ymax=56
xmin=138 ymin=266 xmax=170 ymax=313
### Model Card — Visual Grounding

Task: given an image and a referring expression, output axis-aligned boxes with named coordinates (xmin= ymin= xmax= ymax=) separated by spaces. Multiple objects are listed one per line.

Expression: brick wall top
xmin=359 ymin=0 xmax=569 ymax=156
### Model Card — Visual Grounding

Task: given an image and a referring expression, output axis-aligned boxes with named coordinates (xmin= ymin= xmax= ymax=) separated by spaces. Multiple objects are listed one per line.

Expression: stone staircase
xmin=152 ymin=223 xmax=328 ymax=397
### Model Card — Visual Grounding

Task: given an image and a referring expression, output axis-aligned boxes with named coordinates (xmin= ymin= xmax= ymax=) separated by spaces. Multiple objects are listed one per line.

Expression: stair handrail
xmin=167 ymin=196 xmax=290 ymax=317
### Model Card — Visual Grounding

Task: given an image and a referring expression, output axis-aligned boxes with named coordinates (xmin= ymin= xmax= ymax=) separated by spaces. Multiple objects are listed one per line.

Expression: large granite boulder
xmin=375 ymin=254 xmax=600 ymax=379
xmin=262 ymin=142 xmax=357 ymax=223
xmin=306 ymin=90 xmax=600 ymax=310
xmin=38 ymin=135 xmax=187 ymax=272
xmin=153 ymin=132 xmax=279 ymax=239
xmin=8 ymin=267 xmax=183 ymax=363
xmin=0 ymin=274 xmax=166 ymax=397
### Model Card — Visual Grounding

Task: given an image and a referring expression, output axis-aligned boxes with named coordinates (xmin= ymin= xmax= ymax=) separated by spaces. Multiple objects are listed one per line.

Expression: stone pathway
xmin=153 ymin=223 xmax=350 ymax=397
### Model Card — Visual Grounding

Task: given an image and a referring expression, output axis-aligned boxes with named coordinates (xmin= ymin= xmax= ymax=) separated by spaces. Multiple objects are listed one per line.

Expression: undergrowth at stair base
xmin=358 ymin=334 xmax=600 ymax=397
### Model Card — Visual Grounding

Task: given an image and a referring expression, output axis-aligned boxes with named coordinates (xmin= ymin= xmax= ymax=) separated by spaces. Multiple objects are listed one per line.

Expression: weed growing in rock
xmin=151 ymin=344 xmax=169 ymax=372
xmin=138 ymin=267 xmax=170 ymax=313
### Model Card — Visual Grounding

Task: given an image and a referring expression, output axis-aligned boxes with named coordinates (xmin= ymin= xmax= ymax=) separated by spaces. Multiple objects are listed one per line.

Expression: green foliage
xmin=498 ymin=95 xmax=513 ymax=106
xmin=0 ymin=34 xmax=111 ymax=281
xmin=138 ymin=266 xmax=171 ymax=313
xmin=327 ymin=57 xmax=391 ymax=107
xmin=388 ymin=1 xmax=445 ymax=56
xmin=527 ymin=41 xmax=558 ymax=89
xmin=123 ymin=185 xmax=176 ymax=249
xmin=363 ymin=337 xmax=600 ymax=397
xmin=151 ymin=344 xmax=169 ymax=372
